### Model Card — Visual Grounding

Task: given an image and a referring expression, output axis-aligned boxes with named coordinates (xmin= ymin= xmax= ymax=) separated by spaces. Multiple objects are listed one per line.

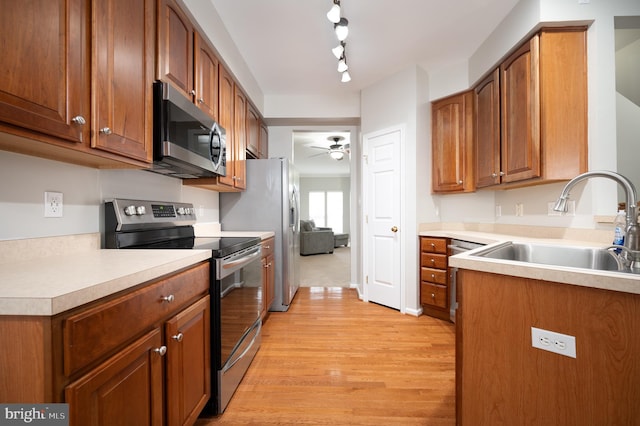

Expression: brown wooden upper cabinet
xmin=431 ymin=91 xmax=475 ymax=193
xmin=475 ymin=27 xmax=588 ymax=189
xmin=157 ymin=0 xmax=219 ymax=121
xmin=0 ymin=0 xmax=154 ymax=168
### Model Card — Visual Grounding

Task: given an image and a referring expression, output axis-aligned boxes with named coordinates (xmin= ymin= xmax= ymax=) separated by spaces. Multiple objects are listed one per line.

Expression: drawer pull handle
xmin=430 ymin=258 xmax=435 ymax=264
xmin=172 ymin=333 xmax=184 ymax=343
xmin=431 ymin=293 xmax=435 ymax=299
xmin=431 ymin=243 xmax=436 ymax=248
xmin=431 ymin=274 xmax=435 ymax=279
xmin=161 ymin=294 xmax=175 ymax=303
xmin=154 ymin=346 xmax=167 ymax=356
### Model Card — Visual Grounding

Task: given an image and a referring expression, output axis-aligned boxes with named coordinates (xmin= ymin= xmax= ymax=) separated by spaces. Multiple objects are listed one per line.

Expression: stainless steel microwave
xmin=150 ymin=81 xmax=226 ymax=179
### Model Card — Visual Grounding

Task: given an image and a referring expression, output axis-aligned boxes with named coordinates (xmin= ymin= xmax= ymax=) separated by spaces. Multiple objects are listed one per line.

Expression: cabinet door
xmin=233 ymin=85 xmax=247 ymax=190
xmin=259 ymin=122 xmax=269 ymax=159
xmin=165 ymin=296 xmax=211 ymax=426
xmin=431 ymin=91 xmax=474 ymax=193
xmin=474 ymin=69 xmax=501 ymax=188
xmin=217 ymin=64 xmax=235 ymax=187
xmin=66 ymin=329 xmax=164 ymax=426
xmin=0 ymin=0 xmax=89 ymax=144
xmin=246 ymin=103 xmax=260 ymax=158
xmin=157 ymin=0 xmax=194 ymax=100
xmin=500 ymin=35 xmax=540 ymax=183
xmin=194 ymin=32 xmax=219 ymax=120
xmin=92 ymin=0 xmax=154 ymax=162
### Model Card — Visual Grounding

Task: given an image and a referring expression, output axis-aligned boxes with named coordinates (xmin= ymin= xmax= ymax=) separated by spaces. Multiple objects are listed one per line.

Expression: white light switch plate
xmin=531 ymin=327 xmax=576 ymax=358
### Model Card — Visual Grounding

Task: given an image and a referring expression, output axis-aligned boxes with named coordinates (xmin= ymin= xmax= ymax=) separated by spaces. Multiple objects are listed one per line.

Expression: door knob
xmin=391 ymin=226 xmax=398 ymax=233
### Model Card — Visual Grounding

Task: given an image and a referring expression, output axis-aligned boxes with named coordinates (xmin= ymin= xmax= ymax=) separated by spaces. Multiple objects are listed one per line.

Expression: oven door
xmin=216 ymin=244 xmax=263 ymax=412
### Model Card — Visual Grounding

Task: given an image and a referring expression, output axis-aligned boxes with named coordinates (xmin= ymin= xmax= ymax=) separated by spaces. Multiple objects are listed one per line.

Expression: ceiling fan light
xmin=334 ymin=18 xmax=349 ymax=41
xmin=331 ymin=43 xmax=345 ymax=59
xmin=330 ymin=150 xmax=344 ymax=160
xmin=326 ymin=3 xmax=341 ymax=23
xmin=337 ymin=58 xmax=348 ymax=72
xmin=341 ymin=70 xmax=351 ymax=83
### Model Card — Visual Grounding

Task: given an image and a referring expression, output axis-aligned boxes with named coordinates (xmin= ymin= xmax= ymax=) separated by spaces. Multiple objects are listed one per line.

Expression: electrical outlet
xmin=531 ymin=327 xmax=576 ymax=358
xmin=44 ymin=191 xmax=63 ymax=217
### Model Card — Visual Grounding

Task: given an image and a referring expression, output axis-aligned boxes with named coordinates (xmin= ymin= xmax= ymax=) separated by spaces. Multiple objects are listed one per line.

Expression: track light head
xmin=334 ymin=18 xmax=349 ymax=41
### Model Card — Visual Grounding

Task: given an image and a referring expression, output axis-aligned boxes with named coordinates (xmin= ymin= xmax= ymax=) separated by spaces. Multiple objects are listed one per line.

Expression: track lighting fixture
xmin=326 ymin=0 xmax=341 ymax=23
xmin=327 ymin=1 xmax=351 ymax=83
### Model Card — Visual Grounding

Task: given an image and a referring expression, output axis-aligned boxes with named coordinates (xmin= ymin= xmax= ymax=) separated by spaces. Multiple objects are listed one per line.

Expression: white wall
xmin=0 ymin=149 xmax=220 ymax=242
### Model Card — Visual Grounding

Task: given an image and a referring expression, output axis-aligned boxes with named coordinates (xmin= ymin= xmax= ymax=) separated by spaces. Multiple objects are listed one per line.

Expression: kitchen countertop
xmin=419 ymin=230 xmax=640 ymax=295
xmin=0 ymin=248 xmax=212 ymax=316
xmin=0 ymin=228 xmax=274 ymax=317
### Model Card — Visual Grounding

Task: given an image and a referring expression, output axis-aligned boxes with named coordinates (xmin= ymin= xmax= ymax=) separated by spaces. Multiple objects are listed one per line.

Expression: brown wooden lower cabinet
xmin=0 ymin=262 xmax=210 ymax=426
xmin=419 ymin=236 xmax=451 ymax=321
xmin=457 ymin=269 xmax=640 ymax=425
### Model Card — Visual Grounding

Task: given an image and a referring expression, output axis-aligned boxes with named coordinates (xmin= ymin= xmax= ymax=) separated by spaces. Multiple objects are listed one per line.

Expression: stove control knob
xmin=136 ymin=206 xmax=146 ymax=216
xmin=176 ymin=207 xmax=185 ymax=215
xmin=124 ymin=205 xmax=136 ymax=216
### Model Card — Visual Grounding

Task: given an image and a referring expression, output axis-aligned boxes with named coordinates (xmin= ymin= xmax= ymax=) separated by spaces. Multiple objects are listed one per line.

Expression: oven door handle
xmin=222 ymin=247 xmax=261 ymax=270
xmin=222 ymin=322 xmax=261 ymax=373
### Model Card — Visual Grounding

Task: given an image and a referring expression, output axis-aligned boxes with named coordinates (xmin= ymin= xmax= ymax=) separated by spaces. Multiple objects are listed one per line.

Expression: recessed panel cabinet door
xmin=0 ymin=0 xmax=90 ymax=144
xmin=474 ymin=69 xmax=501 ymax=188
xmin=194 ymin=32 xmax=219 ymax=120
xmin=165 ymin=296 xmax=211 ymax=426
xmin=65 ymin=329 xmax=164 ymax=426
xmin=92 ymin=0 xmax=154 ymax=162
xmin=500 ymin=35 xmax=541 ymax=183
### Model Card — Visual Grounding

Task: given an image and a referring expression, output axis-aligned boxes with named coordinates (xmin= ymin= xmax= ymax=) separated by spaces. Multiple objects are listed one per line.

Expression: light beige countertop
xmin=418 ymin=226 xmax=640 ymax=295
xmin=193 ymin=222 xmax=274 ymax=240
xmin=0 ymin=233 xmax=211 ymax=316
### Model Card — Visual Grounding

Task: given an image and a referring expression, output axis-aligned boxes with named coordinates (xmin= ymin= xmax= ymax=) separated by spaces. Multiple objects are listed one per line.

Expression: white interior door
xmin=363 ymin=126 xmax=402 ymax=310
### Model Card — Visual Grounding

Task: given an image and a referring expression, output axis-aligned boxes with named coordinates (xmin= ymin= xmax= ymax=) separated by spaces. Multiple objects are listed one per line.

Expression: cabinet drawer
xmin=63 ymin=262 xmax=209 ymax=376
xmin=420 ymin=237 xmax=448 ymax=254
xmin=261 ymin=237 xmax=274 ymax=258
xmin=420 ymin=267 xmax=447 ymax=285
xmin=420 ymin=252 xmax=447 ymax=269
xmin=421 ymin=282 xmax=448 ymax=309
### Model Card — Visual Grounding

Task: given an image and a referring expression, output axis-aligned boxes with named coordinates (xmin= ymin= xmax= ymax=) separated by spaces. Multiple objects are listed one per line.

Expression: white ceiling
xmin=210 ymin=0 xmax=521 ymax=175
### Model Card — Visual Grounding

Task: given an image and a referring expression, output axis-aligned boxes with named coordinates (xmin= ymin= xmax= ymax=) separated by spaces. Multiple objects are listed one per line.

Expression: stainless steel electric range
xmin=104 ymin=198 xmax=262 ymax=415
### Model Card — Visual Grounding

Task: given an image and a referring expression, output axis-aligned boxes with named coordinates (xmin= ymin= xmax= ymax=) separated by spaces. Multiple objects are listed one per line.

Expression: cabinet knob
xmin=458 ymin=180 xmax=463 ymax=184
xmin=430 ymin=243 xmax=436 ymax=248
xmin=491 ymin=172 xmax=498 ymax=178
xmin=430 ymin=258 xmax=435 ymax=264
xmin=172 ymin=333 xmax=184 ymax=343
xmin=99 ymin=127 xmax=112 ymax=135
xmin=431 ymin=274 xmax=436 ymax=279
xmin=198 ymin=97 xmax=204 ymax=103
xmin=431 ymin=293 xmax=435 ymax=299
xmin=500 ymin=171 xmax=505 ymax=176
xmin=190 ymin=89 xmax=196 ymax=96
xmin=154 ymin=346 xmax=167 ymax=356
xmin=71 ymin=115 xmax=86 ymax=125
xmin=161 ymin=294 xmax=175 ymax=303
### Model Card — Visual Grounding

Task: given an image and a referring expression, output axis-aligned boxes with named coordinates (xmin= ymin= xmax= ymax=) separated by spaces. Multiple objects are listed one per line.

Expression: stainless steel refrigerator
xmin=220 ymin=158 xmax=300 ymax=312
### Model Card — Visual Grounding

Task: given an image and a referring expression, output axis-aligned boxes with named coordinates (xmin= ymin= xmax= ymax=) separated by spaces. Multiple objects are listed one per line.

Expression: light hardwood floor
xmin=196 ymin=287 xmax=456 ymax=425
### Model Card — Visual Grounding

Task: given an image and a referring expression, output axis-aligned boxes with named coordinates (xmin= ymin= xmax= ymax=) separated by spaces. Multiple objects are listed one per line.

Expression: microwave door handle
xmin=209 ymin=126 xmax=223 ymax=170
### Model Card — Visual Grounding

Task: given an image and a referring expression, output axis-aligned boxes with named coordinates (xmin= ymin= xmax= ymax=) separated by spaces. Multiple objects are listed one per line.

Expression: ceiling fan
xmin=309 ymin=136 xmax=350 ymax=161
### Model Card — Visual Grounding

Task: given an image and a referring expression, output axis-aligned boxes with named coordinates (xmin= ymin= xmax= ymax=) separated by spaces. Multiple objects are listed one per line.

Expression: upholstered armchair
xmin=299 ymin=219 xmax=334 ymax=255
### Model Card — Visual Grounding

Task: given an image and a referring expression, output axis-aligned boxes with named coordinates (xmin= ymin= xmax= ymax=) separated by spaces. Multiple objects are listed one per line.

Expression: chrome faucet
xmin=553 ymin=170 xmax=640 ymax=272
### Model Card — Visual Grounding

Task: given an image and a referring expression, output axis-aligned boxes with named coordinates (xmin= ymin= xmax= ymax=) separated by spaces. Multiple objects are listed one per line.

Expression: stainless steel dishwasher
xmin=448 ymin=239 xmax=485 ymax=322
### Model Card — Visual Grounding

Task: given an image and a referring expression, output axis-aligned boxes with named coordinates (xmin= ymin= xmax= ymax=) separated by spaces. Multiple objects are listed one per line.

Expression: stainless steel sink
xmin=470 ymin=242 xmax=622 ymax=272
